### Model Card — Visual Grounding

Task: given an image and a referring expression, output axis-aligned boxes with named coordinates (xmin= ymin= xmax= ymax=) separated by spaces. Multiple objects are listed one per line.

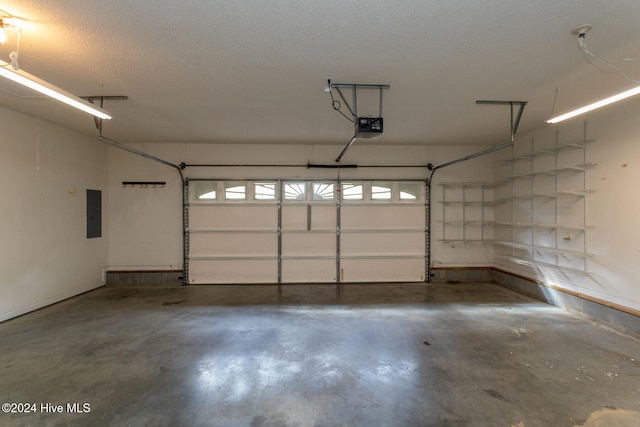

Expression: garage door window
xmin=341 ymin=182 xmax=363 ymax=200
xmin=224 ymin=182 xmax=246 ymax=200
xmin=312 ymin=182 xmax=335 ymax=201
xmin=284 ymin=182 xmax=306 ymax=201
xmin=255 ymin=182 xmax=277 ymax=200
xmin=371 ymin=182 xmax=392 ymax=200
xmin=399 ymin=182 xmax=422 ymax=201
xmin=193 ymin=181 xmax=218 ymax=202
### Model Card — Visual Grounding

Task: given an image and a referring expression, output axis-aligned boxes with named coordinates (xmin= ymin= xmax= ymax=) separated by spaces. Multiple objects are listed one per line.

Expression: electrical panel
xmin=356 ymin=116 xmax=383 ymax=138
xmin=86 ymin=189 xmax=102 ymax=239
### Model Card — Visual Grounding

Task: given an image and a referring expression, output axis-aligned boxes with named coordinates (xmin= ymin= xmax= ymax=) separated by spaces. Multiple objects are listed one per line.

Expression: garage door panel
xmin=282 ymin=205 xmax=336 ymax=230
xmin=282 ymin=259 xmax=337 ymax=283
xmin=341 ymin=232 xmax=424 ymax=256
xmin=189 ymin=259 xmax=277 ymax=284
xmin=190 ymin=206 xmax=277 ymax=230
xmin=190 ymin=233 xmax=277 ymax=257
xmin=282 ymin=233 xmax=336 ymax=256
xmin=281 ymin=206 xmax=306 ymax=230
xmin=341 ymin=258 xmax=425 ymax=282
xmin=341 ymin=205 xmax=424 ymax=229
xmin=310 ymin=206 xmax=337 ymax=229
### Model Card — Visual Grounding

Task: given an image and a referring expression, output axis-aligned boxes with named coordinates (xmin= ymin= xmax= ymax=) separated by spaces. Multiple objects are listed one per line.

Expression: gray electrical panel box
xmin=86 ymin=189 xmax=102 ymax=239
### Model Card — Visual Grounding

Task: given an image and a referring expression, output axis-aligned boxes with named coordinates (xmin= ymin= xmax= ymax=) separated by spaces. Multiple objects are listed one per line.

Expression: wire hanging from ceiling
xmin=577 ymin=26 xmax=640 ymax=85
xmin=8 ymin=25 xmax=20 ymax=70
xmin=328 ymin=84 xmax=357 ymax=123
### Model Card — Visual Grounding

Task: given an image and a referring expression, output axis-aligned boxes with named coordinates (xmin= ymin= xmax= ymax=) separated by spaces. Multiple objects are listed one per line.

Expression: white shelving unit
xmin=438 ymin=182 xmax=493 ymax=243
xmin=494 ymin=128 xmax=595 ymax=275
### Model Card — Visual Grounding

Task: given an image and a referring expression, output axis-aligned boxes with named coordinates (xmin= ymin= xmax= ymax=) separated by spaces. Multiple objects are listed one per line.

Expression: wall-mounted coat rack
xmin=122 ymin=181 xmax=166 ymax=188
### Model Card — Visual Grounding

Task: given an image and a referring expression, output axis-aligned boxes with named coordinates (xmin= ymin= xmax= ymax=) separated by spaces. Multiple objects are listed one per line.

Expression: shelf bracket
xmin=475 ymin=100 xmax=527 ymax=142
xmin=83 ymin=95 xmax=129 ymax=131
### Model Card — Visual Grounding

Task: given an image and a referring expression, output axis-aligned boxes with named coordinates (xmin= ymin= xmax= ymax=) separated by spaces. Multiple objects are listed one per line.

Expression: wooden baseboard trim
xmin=493 ymin=267 xmax=640 ymax=318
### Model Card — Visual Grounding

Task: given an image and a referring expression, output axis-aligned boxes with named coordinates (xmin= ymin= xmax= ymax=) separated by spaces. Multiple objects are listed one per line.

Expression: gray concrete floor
xmin=0 ymin=282 xmax=639 ymax=427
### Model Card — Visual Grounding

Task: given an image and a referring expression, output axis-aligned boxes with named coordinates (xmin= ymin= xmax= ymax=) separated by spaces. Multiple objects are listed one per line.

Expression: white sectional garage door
xmin=186 ymin=179 xmax=426 ymax=284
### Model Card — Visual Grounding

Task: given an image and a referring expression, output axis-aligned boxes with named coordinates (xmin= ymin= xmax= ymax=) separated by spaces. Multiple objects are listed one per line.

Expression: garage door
xmin=186 ymin=179 xmax=426 ymax=284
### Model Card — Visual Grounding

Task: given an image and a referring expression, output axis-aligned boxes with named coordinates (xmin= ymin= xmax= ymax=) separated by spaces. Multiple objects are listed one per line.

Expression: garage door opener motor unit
xmin=357 ymin=116 xmax=383 ymax=137
xmin=326 ymin=80 xmax=390 ymax=161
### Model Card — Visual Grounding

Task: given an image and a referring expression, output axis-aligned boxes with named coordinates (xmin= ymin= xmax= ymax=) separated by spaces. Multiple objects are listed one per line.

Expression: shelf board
xmin=507 ymin=149 xmax=556 ymax=161
xmin=493 ymin=241 xmax=595 ymax=258
xmin=493 ymin=221 xmax=594 ymax=230
xmin=557 ymin=138 xmax=596 ymax=148
xmin=496 ymin=255 xmax=590 ymax=276
xmin=499 ymin=189 xmax=595 ymax=200
xmin=502 ymin=139 xmax=596 ymax=163
xmin=439 ymin=182 xmax=492 ymax=187
xmin=548 ymin=190 xmax=595 ymax=196
xmin=502 ymin=171 xmax=556 ymax=180
xmin=501 ymin=163 xmax=597 ymax=180
xmin=553 ymin=162 xmax=598 ymax=172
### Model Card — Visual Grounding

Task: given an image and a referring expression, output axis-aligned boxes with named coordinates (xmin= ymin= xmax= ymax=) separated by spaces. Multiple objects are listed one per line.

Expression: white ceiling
xmin=0 ymin=1 xmax=639 ymax=146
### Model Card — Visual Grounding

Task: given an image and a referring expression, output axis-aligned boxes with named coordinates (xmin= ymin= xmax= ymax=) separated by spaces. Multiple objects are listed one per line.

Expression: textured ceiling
xmin=0 ymin=1 xmax=639 ymax=146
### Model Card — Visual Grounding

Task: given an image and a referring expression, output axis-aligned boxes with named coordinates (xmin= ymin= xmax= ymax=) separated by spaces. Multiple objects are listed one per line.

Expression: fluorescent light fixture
xmin=0 ymin=60 xmax=112 ymax=119
xmin=547 ymin=85 xmax=640 ymax=124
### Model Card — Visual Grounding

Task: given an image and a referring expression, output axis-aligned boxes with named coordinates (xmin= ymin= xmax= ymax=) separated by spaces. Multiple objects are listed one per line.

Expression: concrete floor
xmin=0 ymin=282 xmax=639 ymax=427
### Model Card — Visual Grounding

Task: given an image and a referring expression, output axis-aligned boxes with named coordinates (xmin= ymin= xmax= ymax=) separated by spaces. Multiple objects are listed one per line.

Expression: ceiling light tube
xmin=0 ymin=60 xmax=111 ymax=119
xmin=547 ymin=85 xmax=640 ymax=124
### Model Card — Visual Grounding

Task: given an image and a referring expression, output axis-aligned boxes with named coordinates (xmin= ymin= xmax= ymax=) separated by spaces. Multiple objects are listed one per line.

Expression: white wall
xmin=496 ymin=101 xmax=640 ymax=313
xmin=107 ymin=143 xmax=184 ymax=270
xmin=428 ymin=148 xmax=497 ymax=268
xmin=0 ymin=107 xmax=108 ymax=322
xmin=107 ymin=141 xmax=497 ymax=272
